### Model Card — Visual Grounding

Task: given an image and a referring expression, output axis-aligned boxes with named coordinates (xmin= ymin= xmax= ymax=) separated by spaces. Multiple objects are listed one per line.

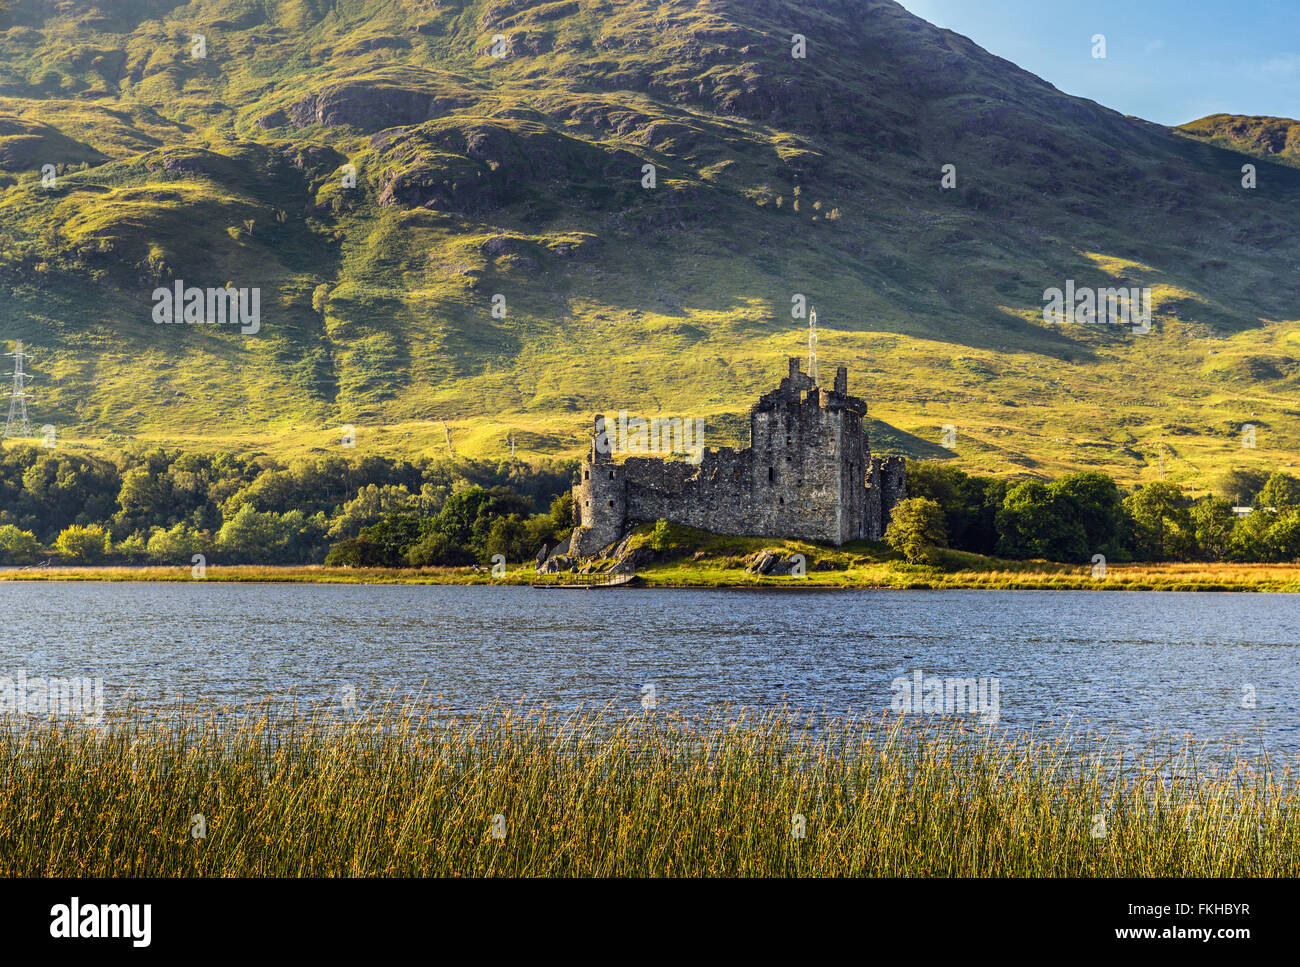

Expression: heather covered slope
xmin=0 ymin=0 xmax=1297 ymax=487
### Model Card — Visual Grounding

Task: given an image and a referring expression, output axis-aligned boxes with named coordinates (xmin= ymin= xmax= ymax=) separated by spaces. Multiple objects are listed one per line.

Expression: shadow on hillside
xmin=866 ymin=419 xmax=954 ymax=459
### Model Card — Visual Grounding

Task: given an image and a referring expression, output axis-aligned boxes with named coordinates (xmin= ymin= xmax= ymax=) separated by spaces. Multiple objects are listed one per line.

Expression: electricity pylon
xmin=3 ymin=341 xmax=31 ymax=439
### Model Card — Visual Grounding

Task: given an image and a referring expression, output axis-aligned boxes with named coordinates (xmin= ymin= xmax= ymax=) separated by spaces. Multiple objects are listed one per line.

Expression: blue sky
xmin=896 ymin=0 xmax=1300 ymax=126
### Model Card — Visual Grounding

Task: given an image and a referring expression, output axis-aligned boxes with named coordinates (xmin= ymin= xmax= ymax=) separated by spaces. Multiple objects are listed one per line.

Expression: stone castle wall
xmin=568 ymin=358 xmax=906 ymax=556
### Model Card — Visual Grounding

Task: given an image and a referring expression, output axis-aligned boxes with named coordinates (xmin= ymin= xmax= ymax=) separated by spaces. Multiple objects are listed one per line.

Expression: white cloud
xmin=1258 ymin=53 xmax=1300 ymax=77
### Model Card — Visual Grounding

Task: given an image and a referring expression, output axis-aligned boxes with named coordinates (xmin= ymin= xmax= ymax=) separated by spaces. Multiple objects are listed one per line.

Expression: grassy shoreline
xmin=3 ymin=559 xmax=1300 ymax=592
xmin=2 ymin=705 xmax=1294 ymax=877
xmin=7 ymin=523 xmax=1300 ymax=591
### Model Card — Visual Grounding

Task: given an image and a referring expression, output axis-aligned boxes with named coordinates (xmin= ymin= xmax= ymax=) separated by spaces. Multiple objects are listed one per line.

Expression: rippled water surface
xmin=3 ymin=583 xmax=1298 ymax=759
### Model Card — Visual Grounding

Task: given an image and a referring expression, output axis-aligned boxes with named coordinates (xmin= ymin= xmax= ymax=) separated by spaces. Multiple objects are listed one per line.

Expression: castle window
xmin=584 ymin=470 xmax=589 ymax=480
xmin=767 ymin=467 xmax=774 ymax=483
xmin=797 ymin=479 xmax=803 ymax=487
xmin=609 ymin=471 xmax=615 ymax=480
xmin=786 ymin=435 xmax=792 ymax=445
xmin=779 ymin=497 xmax=785 ymax=505
xmin=608 ymin=500 xmax=615 ymax=508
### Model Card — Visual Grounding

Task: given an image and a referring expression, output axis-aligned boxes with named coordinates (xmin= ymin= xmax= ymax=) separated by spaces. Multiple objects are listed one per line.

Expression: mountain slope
xmin=0 ymin=0 xmax=1298 ymax=488
xmin=1179 ymin=114 xmax=1300 ymax=168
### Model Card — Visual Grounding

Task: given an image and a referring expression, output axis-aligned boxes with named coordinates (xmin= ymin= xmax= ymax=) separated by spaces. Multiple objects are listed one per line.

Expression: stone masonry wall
xmin=566 ymin=359 xmax=904 ymax=555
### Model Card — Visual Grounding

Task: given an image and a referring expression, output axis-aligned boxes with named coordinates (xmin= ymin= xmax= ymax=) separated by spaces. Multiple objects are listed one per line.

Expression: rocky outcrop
xmin=273 ymin=142 xmax=346 ymax=176
xmin=256 ymin=74 xmax=476 ymax=133
xmin=744 ymin=550 xmax=805 ymax=576
xmin=537 ymin=552 xmax=576 ymax=574
xmin=610 ymin=546 xmax=653 ymax=575
xmin=370 ymin=117 xmax=643 ymax=212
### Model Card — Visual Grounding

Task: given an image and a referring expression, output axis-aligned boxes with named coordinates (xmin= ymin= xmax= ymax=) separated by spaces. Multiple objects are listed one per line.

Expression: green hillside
xmin=0 ymin=0 xmax=1298 ymax=489
xmin=1179 ymin=114 xmax=1300 ymax=168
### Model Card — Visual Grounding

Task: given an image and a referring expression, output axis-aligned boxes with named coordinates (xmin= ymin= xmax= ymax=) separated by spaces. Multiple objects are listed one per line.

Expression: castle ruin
xmin=567 ymin=358 xmax=905 ymax=556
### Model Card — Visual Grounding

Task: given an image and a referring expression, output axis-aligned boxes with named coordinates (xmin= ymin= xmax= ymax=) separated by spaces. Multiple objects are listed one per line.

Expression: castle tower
xmin=866 ymin=455 xmax=907 ymax=540
xmin=568 ymin=414 xmax=627 ymax=556
xmin=808 ymin=308 xmax=819 ymax=385
xmin=748 ymin=357 xmax=868 ymax=544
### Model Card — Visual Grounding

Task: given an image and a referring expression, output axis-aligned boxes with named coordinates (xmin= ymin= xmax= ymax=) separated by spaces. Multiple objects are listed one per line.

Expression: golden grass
xmin=4 ymin=559 xmax=1300 ymax=590
xmin=0 ymin=564 xmax=480 ymax=585
xmin=1 ymin=703 xmax=1295 ymax=877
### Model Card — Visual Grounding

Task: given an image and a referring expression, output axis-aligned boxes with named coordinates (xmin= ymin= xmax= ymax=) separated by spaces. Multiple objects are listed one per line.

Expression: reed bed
xmin=1 ymin=703 xmax=1296 ymax=877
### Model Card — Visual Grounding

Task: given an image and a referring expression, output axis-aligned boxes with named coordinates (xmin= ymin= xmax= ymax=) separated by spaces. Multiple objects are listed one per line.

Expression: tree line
xmin=1 ymin=445 xmax=1297 ymax=567
xmin=0 ymin=446 xmax=575 ymax=566
xmin=889 ymin=462 xmax=1300 ymax=565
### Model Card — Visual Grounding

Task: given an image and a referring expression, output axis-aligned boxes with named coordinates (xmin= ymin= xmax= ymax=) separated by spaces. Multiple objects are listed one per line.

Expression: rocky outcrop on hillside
xmin=256 ymin=73 xmax=477 ymax=133
xmin=370 ymin=117 xmax=644 ymax=211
